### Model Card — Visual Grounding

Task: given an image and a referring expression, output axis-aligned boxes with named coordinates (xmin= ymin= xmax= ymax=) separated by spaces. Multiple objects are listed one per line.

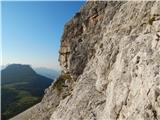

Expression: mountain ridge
xmin=1 ymin=64 xmax=53 ymax=120
xmin=11 ymin=1 xmax=160 ymax=120
xmin=33 ymin=67 xmax=60 ymax=80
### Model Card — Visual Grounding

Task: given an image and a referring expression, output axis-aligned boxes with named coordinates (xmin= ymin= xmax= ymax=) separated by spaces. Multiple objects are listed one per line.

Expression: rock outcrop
xmin=30 ymin=1 xmax=160 ymax=120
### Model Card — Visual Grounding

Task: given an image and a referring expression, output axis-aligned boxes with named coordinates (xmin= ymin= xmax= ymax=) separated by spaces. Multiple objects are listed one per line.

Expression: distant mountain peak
xmin=6 ymin=64 xmax=32 ymax=69
xmin=1 ymin=63 xmax=53 ymax=120
xmin=3 ymin=64 xmax=36 ymax=75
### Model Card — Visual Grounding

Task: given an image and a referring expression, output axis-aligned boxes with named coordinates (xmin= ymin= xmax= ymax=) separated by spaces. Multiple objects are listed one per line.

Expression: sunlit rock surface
xmin=14 ymin=1 xmax=160 ymax=120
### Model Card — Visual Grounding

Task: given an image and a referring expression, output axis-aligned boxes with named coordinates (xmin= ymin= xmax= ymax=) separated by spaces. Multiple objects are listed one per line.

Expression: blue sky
xmin=2 ymin=1 xmax=84 ymax=70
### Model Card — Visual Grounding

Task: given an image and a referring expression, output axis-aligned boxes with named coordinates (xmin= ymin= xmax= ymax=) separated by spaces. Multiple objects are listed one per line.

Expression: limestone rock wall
xmin=59 ymin=1 xmax=114 ymax=79
xmin=31 ymin=1 xmax=160 ymax=120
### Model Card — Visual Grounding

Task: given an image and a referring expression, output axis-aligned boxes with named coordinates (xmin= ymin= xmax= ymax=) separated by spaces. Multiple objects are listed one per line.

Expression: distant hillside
xmin=1 ymin=64 xmax=53 ymax=120
xmin=34 ymin=67 xmax=60 ymax=80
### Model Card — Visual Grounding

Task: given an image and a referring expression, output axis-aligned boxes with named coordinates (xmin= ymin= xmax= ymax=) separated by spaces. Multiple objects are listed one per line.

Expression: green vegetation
xmin=2 ymin=87 xmax=39 ymax=120
xmin=53 ymin=73 xmax=72 ymax=92
xmin=1 ymin=64 xmax=53 ymax=120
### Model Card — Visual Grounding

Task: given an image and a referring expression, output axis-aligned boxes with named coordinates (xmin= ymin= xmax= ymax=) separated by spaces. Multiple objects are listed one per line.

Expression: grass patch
xmin=53 ymin=73 xmax=72 ymax=92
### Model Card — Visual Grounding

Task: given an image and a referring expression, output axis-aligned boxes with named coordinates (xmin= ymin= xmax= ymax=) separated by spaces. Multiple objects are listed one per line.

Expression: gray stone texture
xmin=29 ymin=1 xmax=160 ymax=120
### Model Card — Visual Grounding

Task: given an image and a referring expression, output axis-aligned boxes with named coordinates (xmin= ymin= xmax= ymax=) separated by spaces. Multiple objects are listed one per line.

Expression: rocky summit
xmin=14 ymin=1 xmax=160 ymax=120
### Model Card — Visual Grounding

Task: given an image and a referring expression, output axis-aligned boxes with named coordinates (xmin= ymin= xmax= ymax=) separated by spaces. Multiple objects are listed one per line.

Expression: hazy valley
xmin=1 ymin=64 xmax=54 ymax=120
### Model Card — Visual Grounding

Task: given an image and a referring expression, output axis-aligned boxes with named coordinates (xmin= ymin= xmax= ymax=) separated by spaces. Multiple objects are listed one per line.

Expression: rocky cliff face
xmin=30 ymin=1 xmax=160 ymax=120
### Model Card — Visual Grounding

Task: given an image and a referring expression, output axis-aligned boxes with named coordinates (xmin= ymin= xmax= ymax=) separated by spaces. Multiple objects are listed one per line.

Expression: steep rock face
xmin=31 ymin=1 xmax=160 ymax=120
xmin=59 ymin=1 xmax=109 ymax=78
